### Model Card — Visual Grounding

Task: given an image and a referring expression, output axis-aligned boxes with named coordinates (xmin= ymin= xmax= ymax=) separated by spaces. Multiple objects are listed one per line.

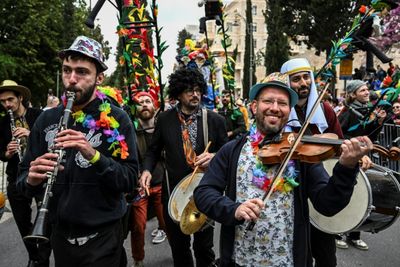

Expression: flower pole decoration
xmin=314 ymin=2 xmax=397 ymax=132
xmin=215 ymin=4 xmax=242 ymax=119
xmin=216 ymin=5 xmax=237 ymax=96
xmin=316 ymin=4 xmax=374 ymax=81
xmin=117 ymin=0 xmax=167 ymax=116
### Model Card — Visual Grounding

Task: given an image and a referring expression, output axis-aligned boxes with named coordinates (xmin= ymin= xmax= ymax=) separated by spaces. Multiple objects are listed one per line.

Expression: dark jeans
xmin=163 ymin=202 xmax=215 ymax=267
xmin=7 ymin=181 xmax=51 ymax=266
xmin=310 ymin=225 xmax=336 ymax=267
xmin=348 ymin=231 xmax=361 ymax=241
xmin=51 ymin=220 xmax=127 ymax=267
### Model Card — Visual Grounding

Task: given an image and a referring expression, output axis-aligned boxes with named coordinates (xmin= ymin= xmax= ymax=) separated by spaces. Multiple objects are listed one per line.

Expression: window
xmin=252 ymin=23 xmax=257 ymax=33
xmin=253 ymin=39 xmax=257 ymax=49
xmin=252 ymin=5 xmax=257 ymax=16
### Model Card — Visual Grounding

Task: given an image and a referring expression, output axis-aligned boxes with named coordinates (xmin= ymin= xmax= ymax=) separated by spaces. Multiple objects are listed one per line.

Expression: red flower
xmin=262 ymin=179 xmax=271 ymax=191
xmin=96 ymin=112 xmax=110 ymax=128
xmin=359 ymin=5 xmax=367 ymax=14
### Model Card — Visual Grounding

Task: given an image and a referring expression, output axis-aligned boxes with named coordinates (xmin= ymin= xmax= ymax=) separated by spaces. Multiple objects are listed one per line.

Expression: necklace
xmin=249 ymin=124 xmax=299 ymax=193
xmin=72 ymin=90 xmax=129 ymax=160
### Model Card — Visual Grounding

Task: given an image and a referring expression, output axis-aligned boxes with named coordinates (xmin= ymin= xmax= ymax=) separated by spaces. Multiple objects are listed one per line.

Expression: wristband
xmin=89 ymin=150 xmax=100 ymax=164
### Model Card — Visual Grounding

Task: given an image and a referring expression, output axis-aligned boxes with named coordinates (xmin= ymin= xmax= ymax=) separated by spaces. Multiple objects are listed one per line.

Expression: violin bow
xmin=245 ymin=6 xmax=375 ymax=233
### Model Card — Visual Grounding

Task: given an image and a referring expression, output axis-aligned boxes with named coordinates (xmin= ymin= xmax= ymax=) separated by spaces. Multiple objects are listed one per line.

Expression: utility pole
xmin=234 ymin=10 xmax=254 ymax=98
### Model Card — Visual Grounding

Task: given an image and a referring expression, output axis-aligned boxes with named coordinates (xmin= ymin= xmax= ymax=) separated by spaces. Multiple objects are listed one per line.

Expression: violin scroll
xmin=372 ymin=145 xmax=400 ymax=161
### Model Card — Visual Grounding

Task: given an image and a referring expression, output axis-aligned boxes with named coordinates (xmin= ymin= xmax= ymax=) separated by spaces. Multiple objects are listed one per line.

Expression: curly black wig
xmin=167 ymin=68 xmax=207 ymax=100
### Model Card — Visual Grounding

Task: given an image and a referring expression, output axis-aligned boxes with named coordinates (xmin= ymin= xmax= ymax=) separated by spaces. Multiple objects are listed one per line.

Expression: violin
xmin=257 ymin=132 xmax=400 ymax=164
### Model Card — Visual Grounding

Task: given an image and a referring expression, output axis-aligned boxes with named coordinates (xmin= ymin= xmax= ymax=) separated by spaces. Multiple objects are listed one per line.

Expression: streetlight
xmin=233 ymin=11 xmax=254 ymax=94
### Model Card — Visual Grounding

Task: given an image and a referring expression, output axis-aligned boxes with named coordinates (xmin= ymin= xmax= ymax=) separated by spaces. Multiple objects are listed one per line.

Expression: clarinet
xmin=7 ymin=109 xmax=23 ymax=162
xmin=24 ymin=91 xmax=75 ymax=245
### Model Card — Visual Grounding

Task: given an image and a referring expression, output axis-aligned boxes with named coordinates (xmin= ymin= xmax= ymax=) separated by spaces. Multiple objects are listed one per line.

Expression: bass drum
xmin=168 ymin=172 xmax=204 ymax=223
xmin=309 ymin=159 xmax=400 ymax=234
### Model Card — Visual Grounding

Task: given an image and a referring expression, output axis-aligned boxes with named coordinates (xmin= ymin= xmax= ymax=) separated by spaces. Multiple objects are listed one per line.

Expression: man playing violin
xmin=281 ymin=58 xmax=343 ymax=267
xmin=194 ymin=72 xmax=373 ymax=267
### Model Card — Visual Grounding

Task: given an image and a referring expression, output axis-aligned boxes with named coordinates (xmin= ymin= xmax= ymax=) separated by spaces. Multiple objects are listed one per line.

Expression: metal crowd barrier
xmin=371 ymin=123 xmax=400 ymax=173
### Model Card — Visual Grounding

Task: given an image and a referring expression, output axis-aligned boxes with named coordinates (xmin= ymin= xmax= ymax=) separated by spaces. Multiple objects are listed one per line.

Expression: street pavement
xmin=1 ymin=200 xmax=399 ymax=267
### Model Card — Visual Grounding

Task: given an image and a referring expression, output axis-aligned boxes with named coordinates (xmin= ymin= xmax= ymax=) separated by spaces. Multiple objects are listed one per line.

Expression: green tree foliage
xmin=280 ymin=0 xmax=370 ymax=57
xmin=0 ymin=0 xmax=110 ymax=107
xmin=242 ymin=0 xmax=256 ymax=99
xmin=105 ymin=39 xmax=125 ymax=89
xmin=176 ymin=28 xmax=193 ymax=56
xmin=264 ymin=0 xmax=289 ymax=73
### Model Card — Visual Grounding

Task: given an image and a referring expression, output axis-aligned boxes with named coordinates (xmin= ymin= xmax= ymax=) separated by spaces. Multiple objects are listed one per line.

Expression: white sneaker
xmin=151 ymin=228 xmax=159 ymax=237
xmin=350 ymin=239 xmax=369 ymax=250
xmin=152 ymin=230 xmax=166 ymax=244
xmin=335 ymin=239 xmax=349 ymax=249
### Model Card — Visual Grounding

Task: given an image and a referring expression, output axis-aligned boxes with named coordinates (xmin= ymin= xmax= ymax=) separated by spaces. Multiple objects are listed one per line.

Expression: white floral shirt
xmin=234 ymin=139 xmax=295 ymax=267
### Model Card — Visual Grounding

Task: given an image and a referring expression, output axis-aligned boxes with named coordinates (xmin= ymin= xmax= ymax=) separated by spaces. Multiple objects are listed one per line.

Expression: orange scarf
xmin=178 ymin=112 xmax=197 ymax=169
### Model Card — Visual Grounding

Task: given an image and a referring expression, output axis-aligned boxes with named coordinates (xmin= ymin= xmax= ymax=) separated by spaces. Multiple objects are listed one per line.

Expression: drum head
xmin=168 ymin=172 xmax=204 ymax=223
xmin=308 ymin=159 xmax=372 ymax=234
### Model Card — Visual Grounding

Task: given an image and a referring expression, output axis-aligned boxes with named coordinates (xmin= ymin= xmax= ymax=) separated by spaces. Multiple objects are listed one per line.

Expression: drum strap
xmin=202 ymin=108 xmax=208 ymax=146
xmin=162 ymin=150 xmax=171 ymax=197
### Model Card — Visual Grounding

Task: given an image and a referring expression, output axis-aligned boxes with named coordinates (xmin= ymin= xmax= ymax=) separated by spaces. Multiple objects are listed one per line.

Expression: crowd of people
xmin=0 ymin=34 xmax=399 ymax=267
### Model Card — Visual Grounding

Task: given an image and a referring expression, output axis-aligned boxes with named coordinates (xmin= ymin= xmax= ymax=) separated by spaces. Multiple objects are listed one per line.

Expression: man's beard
xmin=65 ymin=82 xmax=96 ymax=106
xmin=297 ymin=86 xmax=310 ymax=99
xmin=138 ymin=108 xmax=155 ymax=120
xmin=255 ymin=112 xmax=282 ymax=135
xmin=183 ymin=96 xmax=200 ymax=112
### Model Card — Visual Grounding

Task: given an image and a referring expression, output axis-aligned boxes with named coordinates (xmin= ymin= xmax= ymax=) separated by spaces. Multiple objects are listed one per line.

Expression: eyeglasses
xmin=260 ymin=98 xmax=290 ymax=107
xmin=183 ymin=88 xmax=202 ymax=95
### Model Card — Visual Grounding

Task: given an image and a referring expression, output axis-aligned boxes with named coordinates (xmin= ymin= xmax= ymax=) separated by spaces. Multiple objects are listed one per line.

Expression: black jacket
xmin=194 ymin=135 xmax=359 ymax=267
xmin=0 ymin=107 xmax=42 ymax=182
xmin=142 ymin=107 xmax=228 ymax=202
xmin=135 ymin=122 xmax=163 ymax=186
xmin=17 ymin=98 xmax=138 ymax=236
xmin=217 ymin=107 xmax=247 ymax=140
xmin=338 ymin=100 xmax=382 ymax=141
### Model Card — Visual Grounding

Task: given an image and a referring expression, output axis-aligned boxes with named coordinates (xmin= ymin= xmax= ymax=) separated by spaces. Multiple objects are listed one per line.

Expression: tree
xmin=280 ymin=0 xmax=370 ymax=57
xmin=242 ymin=0 xmax=256 ymax=99
xmin=264 ymin=0 xmax=289 ymax=73
xmin=0 ymin=0 xmax=109 ymax=107
xmin=105 ymin=39 xmax=125 ymax=89
xmin=176 ymin=28 xmax=193 ymax=56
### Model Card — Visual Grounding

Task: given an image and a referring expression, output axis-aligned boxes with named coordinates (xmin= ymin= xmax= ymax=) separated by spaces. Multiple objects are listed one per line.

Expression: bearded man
xmin=18 ymin=36 xmax=138 ymax=267
xmin=194 ymin=72 xmax=373 ymax=267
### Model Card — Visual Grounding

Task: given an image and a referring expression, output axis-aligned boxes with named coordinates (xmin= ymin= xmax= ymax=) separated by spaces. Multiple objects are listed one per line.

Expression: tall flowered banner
xmin=117 ymin=0 xmax=168 ymax=111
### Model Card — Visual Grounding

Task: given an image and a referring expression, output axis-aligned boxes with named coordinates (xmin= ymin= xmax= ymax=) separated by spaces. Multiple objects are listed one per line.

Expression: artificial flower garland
xmin=72 ymin=90 xmax=129 ymax=160
xmin=249 ymin=124 xmax=299 ymax=193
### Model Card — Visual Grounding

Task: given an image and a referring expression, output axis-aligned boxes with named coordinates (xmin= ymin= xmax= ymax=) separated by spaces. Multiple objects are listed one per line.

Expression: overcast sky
xmin=88 ymin=0 xmax=221 ymax=78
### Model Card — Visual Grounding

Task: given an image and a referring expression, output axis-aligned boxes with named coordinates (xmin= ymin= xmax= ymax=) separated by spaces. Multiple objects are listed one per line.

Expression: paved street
xmin=1 ymin=199 xmax=399 ymax=267
xmin=1 ymin=158 xmax=399 ymax=267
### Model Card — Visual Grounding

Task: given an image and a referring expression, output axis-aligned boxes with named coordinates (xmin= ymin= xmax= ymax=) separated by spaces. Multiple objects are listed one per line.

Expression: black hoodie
xmin=17 ymin=97 xmax=138 ymax=236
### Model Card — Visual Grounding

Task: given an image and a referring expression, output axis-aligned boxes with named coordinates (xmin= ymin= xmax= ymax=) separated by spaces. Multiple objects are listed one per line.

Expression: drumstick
xmin=182 ymin=141 xmax=212 ymax=192
xmin=144 ymin=186 xmax=150 ymax=196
